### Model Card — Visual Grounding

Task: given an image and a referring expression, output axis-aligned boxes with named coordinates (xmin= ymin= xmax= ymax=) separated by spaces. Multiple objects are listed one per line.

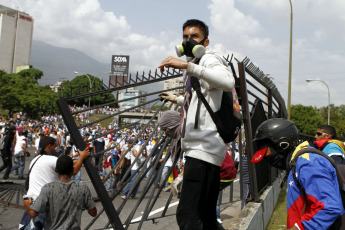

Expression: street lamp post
xmin=74 ymin=71 xmax=91 ymax=108
xmin=287 ymin=0 xmax=293 ymax=120
xmin=306 ymin=79 xmax=331 ymax=125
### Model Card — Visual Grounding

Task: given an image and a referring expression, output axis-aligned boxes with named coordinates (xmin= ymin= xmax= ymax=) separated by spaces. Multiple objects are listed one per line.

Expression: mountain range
xmin=31 ymin=40 xmax=110 ymax=85
xmin=30 ymin=40 xmax=163 ymax=106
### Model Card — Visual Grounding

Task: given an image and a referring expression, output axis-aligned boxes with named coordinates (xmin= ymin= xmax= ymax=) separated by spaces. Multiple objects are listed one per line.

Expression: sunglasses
xmin=316 ymin=132 xmax=328 ymax=136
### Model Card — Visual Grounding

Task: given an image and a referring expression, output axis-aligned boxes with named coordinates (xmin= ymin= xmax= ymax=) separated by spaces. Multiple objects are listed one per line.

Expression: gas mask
xmin=175 ymin=37 xmax=206 ymax=59
xmin=252 ymin=139 xmax=292 ymax=170
xmin=266 ymin=141 xmax=292 ymax=170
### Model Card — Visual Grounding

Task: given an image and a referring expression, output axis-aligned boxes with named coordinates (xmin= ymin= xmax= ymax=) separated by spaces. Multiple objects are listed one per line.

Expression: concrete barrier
xmin=227 ymin=172 xmax=286 ymax=230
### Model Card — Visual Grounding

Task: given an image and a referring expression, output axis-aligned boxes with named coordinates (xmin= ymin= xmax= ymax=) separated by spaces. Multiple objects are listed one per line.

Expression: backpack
xmin=290 ymin=147 xmax=345 ymax=229
xmin=190 ymin=59 xmax=241 ymax=143
xmin=0 ymin=134 xmax=6 ymax=150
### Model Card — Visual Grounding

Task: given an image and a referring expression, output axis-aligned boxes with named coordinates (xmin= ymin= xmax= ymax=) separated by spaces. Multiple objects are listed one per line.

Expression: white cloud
xmin=0 ymin=0 xmax=344 ymax=106
xmin=208 ymin=0 xmax=262 ymax=36
xmin=0 ymin=0 xmax=172 ymax=72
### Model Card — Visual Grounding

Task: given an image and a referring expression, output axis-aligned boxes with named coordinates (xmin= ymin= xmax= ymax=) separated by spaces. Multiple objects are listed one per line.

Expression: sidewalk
xmin=221 ymin=200 xmax=242 ymax=230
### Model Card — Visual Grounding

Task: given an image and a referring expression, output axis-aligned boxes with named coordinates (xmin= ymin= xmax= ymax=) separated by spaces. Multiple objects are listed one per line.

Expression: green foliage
xmin=60 ymin=75 xmax=115 ymax=107
xmin=291 ymin=104 xmax=345 ymax=140
xmin=290 ymin=104 xmax=323 ymax=135
xmin=17 ymin=68 xmax=44 ymax=80
xmin=0 ymin=69 xmax=58 ymax=118
xmin=329 ymin=105 xmax=345 ymax=140
xmin=151 ymin=105 xmax=168 ymax=111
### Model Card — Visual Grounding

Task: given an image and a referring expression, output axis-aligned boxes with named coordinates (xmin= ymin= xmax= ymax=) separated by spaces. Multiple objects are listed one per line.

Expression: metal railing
xmin=55 ymin=54 xmax=288 ymax=229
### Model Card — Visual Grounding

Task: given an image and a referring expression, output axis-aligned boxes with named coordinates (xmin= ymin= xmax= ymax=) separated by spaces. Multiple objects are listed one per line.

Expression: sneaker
xmin=217 ymin=218 xmax=223 ymax=224
xmin=130 ymin=196 xmax=138 ymax=199
xmin=121 ymin=195 xmax=126 ymax=200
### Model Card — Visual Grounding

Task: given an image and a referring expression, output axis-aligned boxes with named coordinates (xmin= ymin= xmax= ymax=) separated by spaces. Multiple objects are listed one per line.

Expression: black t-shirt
xmin=93 ymin=139 xmax=105 ymax=153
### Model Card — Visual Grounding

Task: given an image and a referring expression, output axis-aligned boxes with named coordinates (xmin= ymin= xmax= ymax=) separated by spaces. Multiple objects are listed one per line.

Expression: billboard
xmin=109 ymin=55 xmax=129 ymax=88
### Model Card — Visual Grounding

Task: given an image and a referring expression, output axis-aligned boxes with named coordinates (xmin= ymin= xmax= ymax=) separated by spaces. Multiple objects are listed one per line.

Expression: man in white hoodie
xmin=159 ymin=19 xmax=234 ymax=230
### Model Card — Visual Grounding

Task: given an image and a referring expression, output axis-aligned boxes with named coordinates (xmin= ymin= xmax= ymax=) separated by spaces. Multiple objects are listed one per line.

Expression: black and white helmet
xmin=253 ymin=118 xmax=298 ymax=151
xmin=251 ymin=118 xmax=298 ymax=168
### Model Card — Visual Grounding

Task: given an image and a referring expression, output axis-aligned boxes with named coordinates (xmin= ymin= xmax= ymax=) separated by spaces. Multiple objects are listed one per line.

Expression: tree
xmin=17 ymin=68 xmax=43 ymax=80
xmin=328 ymin=105 xmax=345 ymax=140
xmin=291 ymin=104 xmax=345 ymax=140
xmin=60 ymin=75 xmax=116 ymax=107
xmin=151 ymin=105 xmax=168 ymax=111
xmin=0 ymin=69 xmax=58 ymax=118
xmin=290 ymin=104 xmax=323 ymax=136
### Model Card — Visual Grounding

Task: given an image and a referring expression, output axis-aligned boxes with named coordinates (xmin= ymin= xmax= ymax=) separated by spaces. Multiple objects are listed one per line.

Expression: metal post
xmin=287 ymin=0 xmax=293 ymax=120
xmin=306 ymin=79 xmax=330 ymax=125
xmin=85 ymin=74 xmax=92 ymax=108
xmin=238 ymin=62 xmax=259 ymax=201
xmin=56 ymin=98 xmax=124 ymax=229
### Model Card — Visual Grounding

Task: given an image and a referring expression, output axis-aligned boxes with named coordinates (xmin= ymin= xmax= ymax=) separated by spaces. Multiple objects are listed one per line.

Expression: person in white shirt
xmin=121 ymin=142 xmax=147 ymax=199
xmin=160 ymin=146 xmax=174 ymax=191
xmin=20 ymin=136 xmax=90 ymax=230
xmin=34 ymin=133 xmax=44 ymax=156
xmin=12 ymin=129 xmax=29 ymax=179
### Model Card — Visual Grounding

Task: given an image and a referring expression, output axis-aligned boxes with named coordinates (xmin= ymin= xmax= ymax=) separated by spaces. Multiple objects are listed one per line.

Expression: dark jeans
xmin=0 ymin=154 xmax=12 ymax=179
xmin=95 ymin=152 xmax=104 ymax=173
xmin=176 ymin=157 xmax=223 ymax=230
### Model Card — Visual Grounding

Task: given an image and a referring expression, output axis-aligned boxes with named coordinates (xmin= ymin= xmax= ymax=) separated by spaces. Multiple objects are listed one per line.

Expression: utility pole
xmin=287 ymin=0 xmax=293 ymax=120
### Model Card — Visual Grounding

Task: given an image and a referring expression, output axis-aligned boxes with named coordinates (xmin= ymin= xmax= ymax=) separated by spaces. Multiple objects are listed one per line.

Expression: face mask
xmin=175 ymin=37 xmax=206 ymax=59
xmin=166 ymin=128 xmax=178 ymax=139
xmin=265 ymin=147 xmax=291 ymax=170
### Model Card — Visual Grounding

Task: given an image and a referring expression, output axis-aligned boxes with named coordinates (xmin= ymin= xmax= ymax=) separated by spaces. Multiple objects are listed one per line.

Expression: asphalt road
xmin=0 ymin=146 xmax=241 ymax=230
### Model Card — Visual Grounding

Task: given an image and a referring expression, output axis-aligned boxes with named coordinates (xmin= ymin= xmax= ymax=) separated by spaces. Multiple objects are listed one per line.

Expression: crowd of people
xmin=0 ymin=112 xmax=239 ymax=228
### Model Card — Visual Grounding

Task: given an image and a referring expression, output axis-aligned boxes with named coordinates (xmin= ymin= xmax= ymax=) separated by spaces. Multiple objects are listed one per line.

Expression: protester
xmin=216 ymin=149 xmax=237 ymax=224
xmin=103 ymin=148 xmax=120 ymax=192
xmin=159 ymin=19 xmax=234 ymax=229
xmin=24 ymin=155 xmax=97 ymax=229
xmin=251 ymin=118 xmax=345 ymax=230
xmin=121 ymin=141 xmax=147 ymax=199
xmin=34 ymin=132 xmax=44 ymax=156
xmin=20 ymin=136 xmax=90 ymax=229
xmin=0 ymin=126 xmax=16 ymax=179
xmin=313 ymin=124 xmax=345 ymax=164
xmin=12 ymin=129 xmax=29 ymax=179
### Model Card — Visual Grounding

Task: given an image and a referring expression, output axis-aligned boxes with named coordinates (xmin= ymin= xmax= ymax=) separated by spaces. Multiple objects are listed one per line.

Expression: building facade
xmin=163 ymin=77 xmax=184 ymax=95
xmin=0 ymin=5 xmax=34 ymax=73
xmin=117 ymin=87 xmax=147 ymax=109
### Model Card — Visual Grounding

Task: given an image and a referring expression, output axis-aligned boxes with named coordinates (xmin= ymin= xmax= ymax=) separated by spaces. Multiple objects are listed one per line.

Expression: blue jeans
xmin=122 ymin=170 xmax=140 ymax=197
xmin=24 ymin=212 xmax=46 ymax=230
xmin=103 ymin=168 xmax=113 ymax=191
xmin=161 ymin=166 xmax=171 ymax=188
xmin=12 ymin=154 xmax=25 ymax=178
xmin=71 ymin=170 xmax=81 ymax=183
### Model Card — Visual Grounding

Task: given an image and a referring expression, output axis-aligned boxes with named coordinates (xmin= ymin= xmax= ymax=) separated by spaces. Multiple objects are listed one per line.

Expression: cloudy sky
xmin=1 ymin=0 xmax=344 ymax=107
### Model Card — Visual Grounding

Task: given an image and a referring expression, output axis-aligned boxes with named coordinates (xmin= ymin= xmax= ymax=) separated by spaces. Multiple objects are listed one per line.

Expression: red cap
xmin=251 ymin=146 xmax=268 ymax=163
